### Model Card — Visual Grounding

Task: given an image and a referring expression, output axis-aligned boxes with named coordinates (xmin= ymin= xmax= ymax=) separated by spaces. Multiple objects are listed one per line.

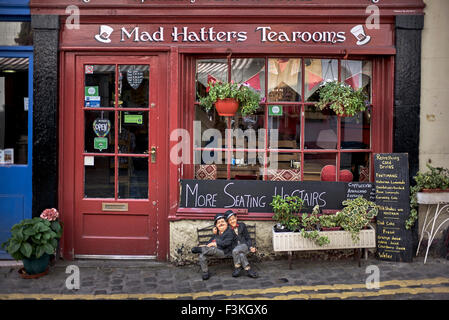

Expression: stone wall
xmin=169 ymin=220 xmax=276 ymax=264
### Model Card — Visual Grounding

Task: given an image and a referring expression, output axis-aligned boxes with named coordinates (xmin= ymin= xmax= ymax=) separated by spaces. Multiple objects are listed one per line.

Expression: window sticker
xmin=85 ymin=86 xmax=100 ymax=107
xmin=269 ymin=105 xmax=283 ymax=116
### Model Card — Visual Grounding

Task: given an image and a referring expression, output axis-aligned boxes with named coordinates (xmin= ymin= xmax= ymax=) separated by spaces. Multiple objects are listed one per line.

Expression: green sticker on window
xmin=94 ymin=137 xmax=108 ymax=151
xmin=124 ymin=114 xmax=143 ymax=124
xmin=269 ymin=105 xmax=283 ymax=116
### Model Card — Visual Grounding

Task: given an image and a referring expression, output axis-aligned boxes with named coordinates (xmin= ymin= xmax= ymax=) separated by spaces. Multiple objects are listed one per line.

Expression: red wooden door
xmin=73 ymin=55 xmax=163 ymax=257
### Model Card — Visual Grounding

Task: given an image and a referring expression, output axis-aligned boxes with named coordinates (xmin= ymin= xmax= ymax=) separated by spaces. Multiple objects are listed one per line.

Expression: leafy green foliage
xmin=315 ymin=81 xmax=368 ymax=117
xmin=1 ymin=217 xmax=63 ymax=261
xmin=407 ymin=164 xmax=449 ymax=229
xmin=299 ymin=206 xmax=330 ymax=246
xmin=336 ymin=197 xmax=378 ymax=242
xmin=270 ymin=195 xmax=304 ymax=230
xmin=199 ymin=81 xmax=262 ymax=116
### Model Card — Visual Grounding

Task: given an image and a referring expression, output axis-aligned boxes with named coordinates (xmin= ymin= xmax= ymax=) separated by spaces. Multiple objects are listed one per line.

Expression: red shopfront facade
xmin=30 ymin=0 xmax=425 ymax=261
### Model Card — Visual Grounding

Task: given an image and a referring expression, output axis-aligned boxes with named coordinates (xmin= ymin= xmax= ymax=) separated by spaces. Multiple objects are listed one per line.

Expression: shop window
xmin=0 ymin=22 xmax=33 ymax=46
xmin=0 ymin=57 xmax=29 ymax=165
xmin=192 ymin=57 xmax=374 ymax=182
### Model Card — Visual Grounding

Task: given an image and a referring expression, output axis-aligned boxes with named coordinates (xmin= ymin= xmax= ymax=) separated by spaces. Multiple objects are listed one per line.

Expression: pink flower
xmin=40 ymin=208 xmax=59 ymax=221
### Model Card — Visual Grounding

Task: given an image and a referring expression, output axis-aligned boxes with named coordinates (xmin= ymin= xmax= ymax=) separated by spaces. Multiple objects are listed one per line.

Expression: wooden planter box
xmin=272 ymin=225 xmax=376 ymax=252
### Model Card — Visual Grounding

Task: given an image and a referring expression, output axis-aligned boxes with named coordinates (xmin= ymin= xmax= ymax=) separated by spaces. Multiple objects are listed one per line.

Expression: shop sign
xmin=76 ymin=23 xmax=391 ymax=48
xmin=374 ymin=153 xmax=413 ymax=262
xmin=126 ymin=67 xmax=144 ymax=89
xmin=93 ymin=118 xmax=111 ymax=137
xmin=180 ymin=179 xmax=375 ymax=213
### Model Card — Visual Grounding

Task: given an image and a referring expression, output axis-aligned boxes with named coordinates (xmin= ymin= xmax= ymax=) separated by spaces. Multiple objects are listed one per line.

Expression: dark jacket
xmin=207 ymin=226 xmax=237 ymax=255
xmin=230 ymin=222 xmax=252 ymax=248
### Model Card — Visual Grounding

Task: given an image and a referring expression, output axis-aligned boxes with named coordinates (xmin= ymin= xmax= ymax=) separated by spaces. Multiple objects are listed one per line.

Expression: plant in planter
xmin=299 ymin=205 xmax=330 ymax=246
xmin=1 ymin=208 xmax=63 ymax=276
xmin=336 ymin=197 xmax=378 ymax=242
xmin=319 ymin=212 xmax=341 ymax=231
xmin=315 ymin=80 xmax=368 ymax=117
xmin=407 ymin=164 xmax=449 ymax=230
xmin=199 ymin=81 xmax=262 ymax=116
xmin=271 ymin=195 xmax=304 ymax=232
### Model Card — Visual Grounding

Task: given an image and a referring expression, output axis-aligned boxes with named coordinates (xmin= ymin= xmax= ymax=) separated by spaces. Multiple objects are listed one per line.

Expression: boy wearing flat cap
xmin=224 ymin=210 xmax=258 ymax=278
xmin=191 ymin=213 xmax=237 ymax=280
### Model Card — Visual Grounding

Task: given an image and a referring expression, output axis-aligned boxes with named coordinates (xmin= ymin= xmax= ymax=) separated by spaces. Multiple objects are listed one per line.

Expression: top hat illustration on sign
xmin=350 ymin=25 xmax=371 ymax=46
xmin=95 ymin=25 xmax=114 ymax=43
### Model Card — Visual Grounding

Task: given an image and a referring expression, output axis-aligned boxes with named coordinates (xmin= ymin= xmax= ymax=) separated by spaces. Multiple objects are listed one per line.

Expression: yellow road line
xmin=1 ymin=277 xmax=448 ymax=300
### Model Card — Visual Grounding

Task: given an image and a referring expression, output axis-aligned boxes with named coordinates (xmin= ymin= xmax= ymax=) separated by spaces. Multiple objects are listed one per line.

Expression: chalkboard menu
xmin=374 ymin=153 xmax=413 ymax=262
xmin=180 ymin=180 xmax=375 ymax=213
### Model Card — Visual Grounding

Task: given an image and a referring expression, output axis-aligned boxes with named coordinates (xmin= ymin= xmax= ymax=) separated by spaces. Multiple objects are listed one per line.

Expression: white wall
xmin=420 ymin=0 xmax=449 ymax=170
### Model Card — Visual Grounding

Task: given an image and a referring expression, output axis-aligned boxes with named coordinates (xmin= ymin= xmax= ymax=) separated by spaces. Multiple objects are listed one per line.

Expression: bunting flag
xmin=344 ymin=73 xmax=361 ymax=90
xmin=244 ymin=72 xmax=261 ymax=91
xmin=306 ymin=69 xmax=323 ymax=91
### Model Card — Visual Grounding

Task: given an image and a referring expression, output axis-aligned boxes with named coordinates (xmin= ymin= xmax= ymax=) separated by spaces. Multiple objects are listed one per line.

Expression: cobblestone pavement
xmin=0 ymin=253 xmax=448 ymax=301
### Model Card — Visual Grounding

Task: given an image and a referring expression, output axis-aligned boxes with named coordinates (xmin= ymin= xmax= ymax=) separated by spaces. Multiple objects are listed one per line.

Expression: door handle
xmin=150 ymin=146 xmax=157 ymax=163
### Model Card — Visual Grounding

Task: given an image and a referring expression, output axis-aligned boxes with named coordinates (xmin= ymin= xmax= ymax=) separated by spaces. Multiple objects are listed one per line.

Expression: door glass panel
xmin=268 ymin=58 xmax=301 ymax=102
xmin=305 ymin=59 xmax=338 ymax=102
xmin=85 ymin=156 xmax=115 ymax=198
xmin=118 ymin=157 xmax=148 ymax=199
xmin=118 ymin=65 xmax=149 ymax=108
xmin=84 ymin=110 xmax=115 ymax=153
xmin=84 ymin=65 xmax=115 ymax=108
xmin=118 ymin=111 xmax=148 ymax=154
xmin=0 ymin=57 xmax=29 ymax=165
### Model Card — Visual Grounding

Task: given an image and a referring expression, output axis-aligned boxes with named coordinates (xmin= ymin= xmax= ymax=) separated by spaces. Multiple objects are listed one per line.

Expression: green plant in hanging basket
xmin=407 ymin=164 xmax=449 ymax=230
xmin=315 ymin=80 xmax=369 ymax=117
xmin=199 ymin=81 xmax=262 ymax=116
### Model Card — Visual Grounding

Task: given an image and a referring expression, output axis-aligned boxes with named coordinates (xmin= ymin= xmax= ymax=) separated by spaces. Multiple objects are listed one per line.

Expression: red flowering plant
xmin=1 ymin=208 xmax=63 ymax=261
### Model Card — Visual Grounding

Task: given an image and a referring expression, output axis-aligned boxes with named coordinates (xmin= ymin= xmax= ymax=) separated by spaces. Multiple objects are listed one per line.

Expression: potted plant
xmin=315 ymin=80 xmax=369 ymax=117
xmin=271 ymin=195 xmax=304 ymax=232
xmin=1 ymin=208 xmax=63 ymax=277
xmin=199 ymin=81 xmax=262 ymax=117
xmin=407 ymin=164 xmax=449 ymax=229
xmin=336 ymin=197 xmax=379 ymax=242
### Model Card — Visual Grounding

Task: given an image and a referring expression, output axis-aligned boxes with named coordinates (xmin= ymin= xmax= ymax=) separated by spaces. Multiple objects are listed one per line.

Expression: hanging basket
xmin=214 ymin=98 xmax=239 ymax=116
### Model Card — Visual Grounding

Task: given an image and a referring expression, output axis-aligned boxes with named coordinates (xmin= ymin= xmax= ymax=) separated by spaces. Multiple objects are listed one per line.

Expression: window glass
xmin=84 ymin=65 xmax=115 ymax=108
xmin=341 ymin=110 xmax=371 ymax=149
xmin=304 ymin=105 xmax=338 ymax=149
xmin=192 ymin=57 xmax=374 ymax=182
xmin=118 ymin=65 xmax=149 ymax=108
xmin=0 ymin=57 xmax=29 ymax=165
xmin=268 ymin=105 xmax=301 ymax=149
xmin=231 ymin=58 xmax=265 ymax=97
xmin=340 ymin=152 xmax=370 ymax=182
xmin=304 ymin=153 xmax=336 ymax=181
xmin=305 ymin=59 xmax=338 ymax=102
xmin=196 ymin=59 xmax=228 ymax=100
xmin=268 ymin=58 xmax=301 ymax=102
xmin=0 ymin=22 xmax=33 ymax=46
xmin=341 ymin=60 xmax=372 ymax=102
